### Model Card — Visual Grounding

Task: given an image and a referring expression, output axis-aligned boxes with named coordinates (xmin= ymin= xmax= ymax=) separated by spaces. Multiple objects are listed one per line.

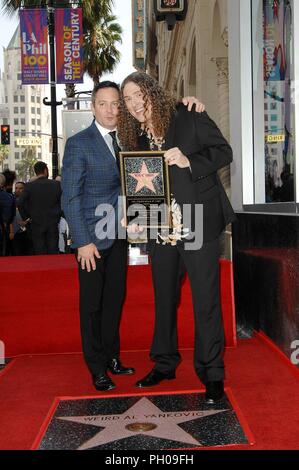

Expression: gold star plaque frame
xmin=119 ymin=151 xmax=172 ymax=229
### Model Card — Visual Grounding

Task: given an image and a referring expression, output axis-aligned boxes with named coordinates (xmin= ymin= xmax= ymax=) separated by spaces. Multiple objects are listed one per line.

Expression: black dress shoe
xmin=136 ymin=368 xmax=175 ymax=388
xmin=205 ymin=380 xmax=224 ymax=404
xmin=107 ymin=358 xmax=135 ymax=375
xmin=93 ymin=373 xmax=116 ymax=391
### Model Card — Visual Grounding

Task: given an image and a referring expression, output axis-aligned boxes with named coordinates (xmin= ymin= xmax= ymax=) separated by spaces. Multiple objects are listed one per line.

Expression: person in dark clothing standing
xmin=0 ymin=173 xmax=15 ymax=256
xmin=118 ymin=72 xmax=235 ymax=404
xmin=18 ymin=162 xmax=61 ymax=255
xmin=11 ymin=182 xmax=31 ymax=256
xmin=2 ymin=169 xmax=16 ymax=194
xmin=1 ymin=170 xmax=17 ymax=255
xmin=62 ymin=82 xmax=135 ymax=392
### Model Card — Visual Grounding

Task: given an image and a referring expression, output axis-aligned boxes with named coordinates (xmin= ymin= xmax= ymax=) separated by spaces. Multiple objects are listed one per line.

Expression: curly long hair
xmin=118 ymin=72 xmax=176 ymax=150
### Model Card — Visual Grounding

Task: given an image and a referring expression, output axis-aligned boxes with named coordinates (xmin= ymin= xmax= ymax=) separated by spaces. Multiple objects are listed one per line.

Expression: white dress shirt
xmin=94 ymin=120 xmax=118 ymax=160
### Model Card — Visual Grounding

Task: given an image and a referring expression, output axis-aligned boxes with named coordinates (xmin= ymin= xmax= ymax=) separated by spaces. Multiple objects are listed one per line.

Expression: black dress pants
xmin=78 ymin=239 xmax=127 ymax=376
xmin=150 ymin=237 xmax=225 ymax=384
xmin=31 ymin=223 xmax=59 ymax=255
xmin=11 ymin=232 xmax=30 ymax=256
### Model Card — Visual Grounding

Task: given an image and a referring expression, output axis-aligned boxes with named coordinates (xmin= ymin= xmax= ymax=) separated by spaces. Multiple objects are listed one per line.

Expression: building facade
xmin=0 ymin=26 xmax=51 ymax=179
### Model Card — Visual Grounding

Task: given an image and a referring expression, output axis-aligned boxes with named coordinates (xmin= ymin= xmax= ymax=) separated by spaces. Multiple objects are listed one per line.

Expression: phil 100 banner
xmin=20 ymin=8 xmax=83 ymax=85
xmin=20 ymin=9 xmax=49 ymax=85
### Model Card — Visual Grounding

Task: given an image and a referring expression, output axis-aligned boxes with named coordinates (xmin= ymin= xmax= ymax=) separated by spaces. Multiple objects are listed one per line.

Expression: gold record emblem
xmin=125 ymin=422 xmax=157 ymax=432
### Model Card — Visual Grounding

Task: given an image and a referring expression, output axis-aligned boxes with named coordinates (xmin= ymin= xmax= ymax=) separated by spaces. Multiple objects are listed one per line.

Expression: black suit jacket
xmin=18 ymin=177 xmax=62 ymax=228
xmin=138 ymin=104 xmax=235 ymax=245
xmin=0 ymin=189 xmax=15 ymax=247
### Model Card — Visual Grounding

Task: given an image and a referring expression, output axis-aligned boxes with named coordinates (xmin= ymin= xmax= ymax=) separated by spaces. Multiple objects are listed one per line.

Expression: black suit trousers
xmin=31 ymin=223 xmax=59 ymax=255
xmin=150 ymin=238 xmax=225 ymax=384
xmin=78 ymin=239 xmax=127 ymax=376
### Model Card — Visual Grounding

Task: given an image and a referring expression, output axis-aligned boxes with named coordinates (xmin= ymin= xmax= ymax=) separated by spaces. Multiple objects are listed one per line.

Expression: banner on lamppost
xmin=20 ymin=9 xmax=49 ymax=84
xmin=55 ymin=8 xmax=84 ymax=84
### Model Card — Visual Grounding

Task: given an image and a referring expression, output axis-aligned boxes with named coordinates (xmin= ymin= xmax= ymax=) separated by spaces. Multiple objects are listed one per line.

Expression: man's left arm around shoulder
xmin=187 ymin=111 xmax=233 ymax=181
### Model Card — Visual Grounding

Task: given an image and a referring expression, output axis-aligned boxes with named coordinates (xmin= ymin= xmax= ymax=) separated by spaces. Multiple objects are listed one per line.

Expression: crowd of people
xmin=0 ymin=164 xmax=69 ymax=257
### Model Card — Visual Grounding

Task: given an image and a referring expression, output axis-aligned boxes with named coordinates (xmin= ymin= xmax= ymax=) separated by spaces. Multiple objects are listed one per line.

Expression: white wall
xmin=228 ymin=0 xmax=254 ymax=210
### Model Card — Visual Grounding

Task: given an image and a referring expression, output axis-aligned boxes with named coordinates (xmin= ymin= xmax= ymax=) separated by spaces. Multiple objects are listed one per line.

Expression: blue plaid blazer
xmin=61 ymin=121 xmax=121 ymax=250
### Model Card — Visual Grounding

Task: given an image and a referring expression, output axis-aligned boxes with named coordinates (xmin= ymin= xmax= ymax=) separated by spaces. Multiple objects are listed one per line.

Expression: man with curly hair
xmin=118 ymin=72 xmax=235 ymax=404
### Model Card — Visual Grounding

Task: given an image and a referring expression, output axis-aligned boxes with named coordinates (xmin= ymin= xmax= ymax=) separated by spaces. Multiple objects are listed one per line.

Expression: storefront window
xmin=252 ymin=0 xmax=295 ymax=203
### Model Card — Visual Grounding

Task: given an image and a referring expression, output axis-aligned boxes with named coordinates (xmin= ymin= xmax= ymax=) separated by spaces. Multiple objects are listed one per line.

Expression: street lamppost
xmin=29 ymin=0 xmax=81 ymax=179
xmin=42 ymin=0 xmax=62 ymax=180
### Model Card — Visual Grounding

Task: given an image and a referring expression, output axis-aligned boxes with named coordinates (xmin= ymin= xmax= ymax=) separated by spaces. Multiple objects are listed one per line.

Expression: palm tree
xmin=1 ymin=0 xmax=123 ymax=90
xmin=83 ymin=13 xmax=122 ymax=86
xmin=83 ymin=0 xmax=112 ymax=22
xmin=0 ymin=144 xmax=9 ymax=171
xmin=16 ymin=147 xmax=38 ymax=181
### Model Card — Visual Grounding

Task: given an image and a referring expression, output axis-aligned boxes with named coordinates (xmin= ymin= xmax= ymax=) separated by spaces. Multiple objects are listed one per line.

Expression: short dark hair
xmin=15 ymin=181 xmax=26 ymax=187
xmin=2 ymin=169 xmax=16 ymax=186
xmin=34 ymin=161 xmax=48 ymax=176
xmin=92 ymin=81 xmax=120 ymax=104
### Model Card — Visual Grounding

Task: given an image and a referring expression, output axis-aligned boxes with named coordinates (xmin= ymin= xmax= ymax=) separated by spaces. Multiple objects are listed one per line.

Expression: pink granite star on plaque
xmin=129 ymin=161 xmax=159 ymax=194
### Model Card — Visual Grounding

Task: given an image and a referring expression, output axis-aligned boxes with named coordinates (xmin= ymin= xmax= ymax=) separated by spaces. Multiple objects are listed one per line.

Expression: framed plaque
xmin=119 ymin=151 xmax=172 ymax=228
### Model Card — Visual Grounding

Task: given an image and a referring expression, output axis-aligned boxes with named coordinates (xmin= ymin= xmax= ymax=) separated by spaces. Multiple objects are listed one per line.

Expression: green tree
xmin=0 ymin=144 xmax=9 ymax=171
xmin=83 ymin=13 xmax=122 ymax=86
xmin=16 ymin=147 xmax=38 ymax=181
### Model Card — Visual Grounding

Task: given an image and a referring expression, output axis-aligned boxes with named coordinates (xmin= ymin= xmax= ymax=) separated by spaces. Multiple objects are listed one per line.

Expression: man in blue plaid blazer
xmin=62 ymin=82 xmax=135 ymax=392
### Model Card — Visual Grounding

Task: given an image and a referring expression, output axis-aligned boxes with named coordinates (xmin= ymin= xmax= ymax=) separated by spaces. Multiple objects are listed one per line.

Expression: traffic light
xmin=1 ymin=125 xmax=10 ymax=145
